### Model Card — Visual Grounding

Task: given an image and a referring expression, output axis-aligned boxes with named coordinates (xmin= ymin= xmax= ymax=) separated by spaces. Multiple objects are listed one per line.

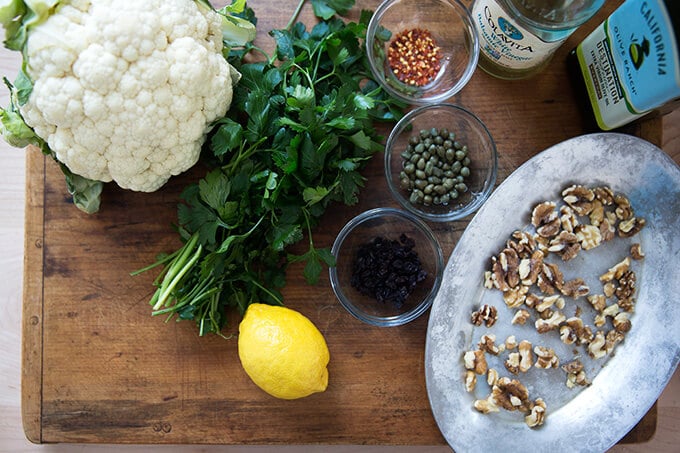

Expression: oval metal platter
xmin=425 ymin=132 xmax=680 ymax=453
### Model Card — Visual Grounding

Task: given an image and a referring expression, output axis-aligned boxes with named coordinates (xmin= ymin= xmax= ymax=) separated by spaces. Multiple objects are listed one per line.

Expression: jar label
xmin=576 ymin=0 xmax=680 ymax=129
xmin=472 ymin=0 xmax=564 ymax=70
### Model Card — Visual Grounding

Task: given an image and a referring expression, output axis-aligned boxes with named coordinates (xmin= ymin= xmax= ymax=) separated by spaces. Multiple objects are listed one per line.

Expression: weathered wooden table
xmin=22 ymin=0 xmax=663 ymax=446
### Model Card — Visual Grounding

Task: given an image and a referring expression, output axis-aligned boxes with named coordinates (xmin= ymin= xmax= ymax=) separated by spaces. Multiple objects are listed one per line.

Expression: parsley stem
xmin=286 ymin=0 xmax=307 ymax=30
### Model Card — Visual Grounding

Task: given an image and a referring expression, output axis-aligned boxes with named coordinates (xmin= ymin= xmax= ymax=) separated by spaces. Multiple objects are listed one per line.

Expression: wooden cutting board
xmin=22 ymin=0 xmax=661 ymax=446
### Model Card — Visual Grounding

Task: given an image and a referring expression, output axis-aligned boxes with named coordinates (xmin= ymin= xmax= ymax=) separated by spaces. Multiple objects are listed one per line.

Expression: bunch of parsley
xmin=134 ymin=0 xmax=404 ymax=336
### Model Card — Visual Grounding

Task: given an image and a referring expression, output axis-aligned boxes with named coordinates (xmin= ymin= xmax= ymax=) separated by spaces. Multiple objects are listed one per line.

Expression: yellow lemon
xmin=238 ymin=303 xmax=330 ymax=399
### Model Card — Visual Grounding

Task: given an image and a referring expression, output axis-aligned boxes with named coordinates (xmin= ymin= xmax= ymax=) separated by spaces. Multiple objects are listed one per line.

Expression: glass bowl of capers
xmin=385 ymin=103 xmax=497 ymax=222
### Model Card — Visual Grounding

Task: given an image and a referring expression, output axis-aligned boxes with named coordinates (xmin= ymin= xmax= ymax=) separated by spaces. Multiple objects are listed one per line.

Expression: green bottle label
xmin=576 ymin=0 xmax=680 ymax=130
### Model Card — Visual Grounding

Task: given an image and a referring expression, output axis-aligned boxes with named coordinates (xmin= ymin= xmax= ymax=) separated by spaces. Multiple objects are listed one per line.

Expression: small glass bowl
xmin=366 ymin=0 xmax=479 ymax=105
xmin=385 ymin=103 xmax=497 ymax=222
xmin=329 ymin=207 xmax=444 ymax=327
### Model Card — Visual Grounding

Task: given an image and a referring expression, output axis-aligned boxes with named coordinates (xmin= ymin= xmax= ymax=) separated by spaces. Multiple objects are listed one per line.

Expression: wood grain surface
xmin=0 ymin=0 xmax=678 ymax=452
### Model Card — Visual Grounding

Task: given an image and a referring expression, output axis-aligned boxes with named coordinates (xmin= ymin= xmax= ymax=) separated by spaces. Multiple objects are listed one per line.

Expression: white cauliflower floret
xmin=19 ymin=0 xmax=237 ymax=192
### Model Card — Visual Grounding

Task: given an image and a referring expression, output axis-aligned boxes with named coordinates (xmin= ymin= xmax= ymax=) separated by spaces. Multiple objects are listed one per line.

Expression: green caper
xmin=409 ymin=136 xmax=420 ymax=146
xmin=463 ymin=157 xmax=471 ymax=167
xmin=424 ymin=183 xmax=434 ymax=195
xmin=419 ymin=129 xmax=429 ymax=138
xmin=424 ymin=161 xmax=434 ymax=175
xmin=455 ymin=182 xmax=468 ymax=192
xmin=435 ymin=184 xmax=447 ymax=195
xmin=414 ymin=179 xmax=427 ymax=190
xmin=403 ymin=163 xmax=415 ymax=174
xmin=450 ymin=189 xmax=459 ymax=199
xmin=409 ymin=191 xmax=420 ymax=204
xmin=400 ymin=178 xmax=411 ymax=189
xmin=455 ymin=150 xmax=466 ymax=161
xmin=423 ymin=195 xmax=433 ymax=205
xmin=461 ymin=166 xmax=470 ymax=177
xmin=452 ymin=161 xmax=462 ymax=173
xmin=445 ymin=148 xmax=455 ymax=161
xmin=434 ymin=135 xmax=444 ymax=145
xmin=414 ymin=143 xmax=425 ymax=153
xmin=443 ymin=178 xmax=455 ymax=190
xmin=401 ymin=150 xmax=412 ymax=160
xmin=440 ymin=193 xmax=450 ymax=204
xmin=430 ymin=127 xmax=438 ymax=137
xmin=415 ymin=170 xmax=426 ymax=180
xmin=440 ymin=128 xmax=449 ymax=137
xmin=416 ymin=158 xmax=426 ymax=170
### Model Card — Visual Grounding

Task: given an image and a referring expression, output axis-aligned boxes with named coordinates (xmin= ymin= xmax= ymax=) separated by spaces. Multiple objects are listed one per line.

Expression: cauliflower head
xmin=18 ymin=0 xmax=238 ymax=192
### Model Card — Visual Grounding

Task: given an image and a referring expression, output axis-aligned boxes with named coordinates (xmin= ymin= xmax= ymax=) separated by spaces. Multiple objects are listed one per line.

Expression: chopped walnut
xmin=559 ymin=205 xmax=579 ymax=233
xmin=630 ymin=243 xmax=644 ymax=260
xmin=465 ymin=370 xmax=477 ymax=392
xmin=559 ymin=317 xmax=593 ymax=345
xmin=605 ymin=330 xmax=625 ymax=354
xmin=535 ymin=310 xmax=566 ymax=333
xmin=505 ymin=352 xmax=520 ymax=375
xmin=599 ymin=216 xmax=616 ymax=242
xmin=603 ymin=282 xmax=616 ymax=298
xmin=505 ymin=335 xmax=518 ymax=350
xmin=593 ymin=186 xmax=615 ymax=205
xmin=518 ymin=340 xmax=534 ymax=373
xmin=507 ymin=230 xmax=539 ymax=258
xmin=600 ymin=257 xmax=631 ymax=282
xmin=562 ymin=360 xmax=590 ymax=388
xmin=531 ymin=201 xmax=560 ymax=238
xmin=589 ymin=199 xmax=605 ymax=226
xmin=503 ymin=285 xmax=529 ymax=308
xmin=525 ymin=398 xmax=547 ymax=428
xmin=511 ymin=309 xmax=531 ymax=325
xmin=614 ymin=194 xmax=633 ymax=220
xmin=602 ymin=303 xmax=620 ymax=318
xmin=561 ymin=278 xmax=590 ymax=299
xmin=618 ymin=217 xmax=646 ymax=238
xmin=576 ymin=224 xmax=602 ymax=250
xmin=478 ymin=334 xmax=501 ymax=355
xmin=548 ymin=231 xmax=581 ymax=261
xmin=587 ymin=331 xmax=607 ymax=359
xmin=487 ymin=368 xmax=499 ymax=387
xmin=464 ymin=350 xmax=488 ymax=375
xmin=612 ymin=312 xmax=632 ymax=333
xmin=533 ymin=294 xmax=562 ymax=312
xmin=474 ymin=396 xmax=500 ymax=414
xmin=538 ymin=262 xmax=564 ymax=295
xmin=491 ymin=377 xmax=531 ymax=413
xmin=471 ymin=304 xmax=498 ymax=327
xmin=500 ymin=248 xmax=521 ymax=288
xmin=588 ymin=294 xmax=607 ymax=312
xmin=562 ymin=185 xmax=595 ymax=216
xmin=534 ymin=346 xmax=559 ymax=369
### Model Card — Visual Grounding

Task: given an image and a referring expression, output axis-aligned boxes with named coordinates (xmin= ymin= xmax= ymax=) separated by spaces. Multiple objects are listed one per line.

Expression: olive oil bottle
xmin=471 ymin=0 xmax=605 ymax=79
xmin=568 ymin=0 xmax=680 ymax=130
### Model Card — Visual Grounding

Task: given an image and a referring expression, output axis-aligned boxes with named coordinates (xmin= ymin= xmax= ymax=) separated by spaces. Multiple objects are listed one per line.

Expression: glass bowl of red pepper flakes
xmin=385 ymin=103 xmax=497 ymax=222
xmin=329 ymin=207 xmax=444 ymax=327
xmin=366 ymin=0 xmax=479 ymax=104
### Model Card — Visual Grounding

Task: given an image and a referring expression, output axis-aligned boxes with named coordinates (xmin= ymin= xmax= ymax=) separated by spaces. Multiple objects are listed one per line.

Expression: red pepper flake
xmin=387 ymin=28 xmax=442 ymax=87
